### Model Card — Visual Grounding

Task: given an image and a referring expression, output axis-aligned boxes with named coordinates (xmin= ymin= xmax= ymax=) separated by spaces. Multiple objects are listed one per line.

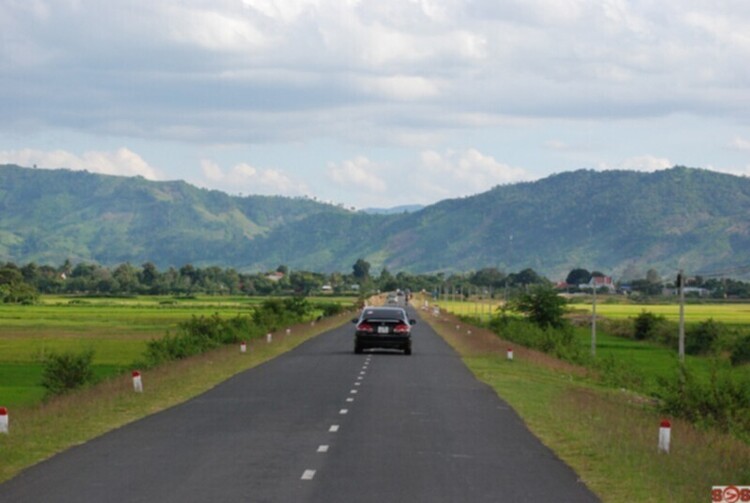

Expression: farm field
xmin=435 ymin=297 xmax=750 ymax=393
xmin=433 ymin=297 xmax=750 ymax=325
xmin=0 ymin=295 xmax=356 ymax=407
xmin=569 ymin=300 xmax=750 ymax=324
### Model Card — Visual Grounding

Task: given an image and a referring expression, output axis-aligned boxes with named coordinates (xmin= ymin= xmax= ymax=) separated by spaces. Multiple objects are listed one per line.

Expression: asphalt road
xmin=0 ymin=307 xmax=600 ymax=502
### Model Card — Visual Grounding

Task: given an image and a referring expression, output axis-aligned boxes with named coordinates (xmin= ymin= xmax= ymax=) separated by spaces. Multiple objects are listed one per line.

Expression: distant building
xmin=266 ymin=271 xmax=285 ymax=282
xmin=580 ymin=276 xmax=616 ymax=293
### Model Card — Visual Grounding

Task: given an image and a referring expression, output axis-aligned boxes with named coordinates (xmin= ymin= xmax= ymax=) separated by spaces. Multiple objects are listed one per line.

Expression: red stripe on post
xmin=132 ymin=371 xmax=141 ymax=377
xmin=660 ymin=419 xmax=671 ymax=428
xmin=0 ymin=407 xmax=7 ymax=415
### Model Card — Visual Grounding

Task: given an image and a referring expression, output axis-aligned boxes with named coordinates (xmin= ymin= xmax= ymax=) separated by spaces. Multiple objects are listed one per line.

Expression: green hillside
xmin=2 ymin=164 xmax=749 ymax=279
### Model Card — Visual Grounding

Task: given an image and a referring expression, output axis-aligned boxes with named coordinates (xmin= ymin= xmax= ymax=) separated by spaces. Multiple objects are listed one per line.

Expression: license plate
xmin=377 ymin=325 xmax=389 ymax=334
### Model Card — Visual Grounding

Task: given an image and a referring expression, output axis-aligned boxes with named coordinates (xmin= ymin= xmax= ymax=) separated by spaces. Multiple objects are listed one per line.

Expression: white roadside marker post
xmin=132 ymin=371 xmax=143 ymax=393
xmin=0 ymin=407 xmax=8 ymax=434
xmin=507 ymin=348 xmax=514 ymax=361
xmin=286 ymin=328 xmax=291 ymax=335
xmin=658 ymin=419 xmax=671 ymax=453
xmin=266 ymin=333 xmax=272 ymax=343
xmin=240 ymin=341 xmax=247 ymax=353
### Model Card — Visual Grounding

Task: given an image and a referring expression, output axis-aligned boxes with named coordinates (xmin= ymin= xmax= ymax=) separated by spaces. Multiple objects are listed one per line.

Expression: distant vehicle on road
xmin=352 ymin=306 xmax=416 ymax=355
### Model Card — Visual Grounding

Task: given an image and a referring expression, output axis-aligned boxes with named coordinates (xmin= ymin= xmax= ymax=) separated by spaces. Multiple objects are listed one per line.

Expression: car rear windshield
xmin=360 ymin=308 xmax=406 ymax=322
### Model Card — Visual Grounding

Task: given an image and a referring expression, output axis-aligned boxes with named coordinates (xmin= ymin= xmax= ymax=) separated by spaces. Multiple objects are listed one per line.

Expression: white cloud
xmin=730 ymin=137 xmax=750 ymax=151
xmin=327 ymin=156 xmax=387 ymax=192
xmin=199 ymin=160 xmax=308 ymax=196
xmin=0 ymin=148 xmax=160 ymax=179
xmin=598 ymin=155 xmax=673 ymax=172
xmin=412 ymin=148 xmax=531 ymax=200
xmin=166 ymin=6 xmax=269 ymax=52
xmin=354 ymin=75 xmax=442 ymax=101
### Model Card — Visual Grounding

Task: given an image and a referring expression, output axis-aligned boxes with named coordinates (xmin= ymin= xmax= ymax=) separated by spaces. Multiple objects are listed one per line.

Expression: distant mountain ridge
xmin=361 ymin=204 xmax=425 ymax=215
xmin=2 ymin=164 xmax=749 ymax=279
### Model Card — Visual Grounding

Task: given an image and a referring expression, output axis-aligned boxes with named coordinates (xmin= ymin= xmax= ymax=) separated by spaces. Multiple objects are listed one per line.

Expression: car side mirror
xmin=409 ymin=319 xmax=417 ymax=325
xmin=351 ymin=318 xmax=359 ymax=323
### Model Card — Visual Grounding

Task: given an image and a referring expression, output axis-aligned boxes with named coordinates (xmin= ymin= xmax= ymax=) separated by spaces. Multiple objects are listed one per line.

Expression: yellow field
xmin=432 ymin=297 xmax=750 ymax=324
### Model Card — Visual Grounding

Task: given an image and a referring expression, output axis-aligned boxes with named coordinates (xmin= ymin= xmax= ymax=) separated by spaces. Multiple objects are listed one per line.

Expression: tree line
xmin=2 ymin=259 xmax=750 ymax=304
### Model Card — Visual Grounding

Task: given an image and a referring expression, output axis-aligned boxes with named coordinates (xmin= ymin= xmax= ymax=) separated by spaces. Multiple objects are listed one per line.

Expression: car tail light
xmin=357 ymin=322 xmax=374 ymax=333
xmin=393 ymin=323 xmax=410 ymax=334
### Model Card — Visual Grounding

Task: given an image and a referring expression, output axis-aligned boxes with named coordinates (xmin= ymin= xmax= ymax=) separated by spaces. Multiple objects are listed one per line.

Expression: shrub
xmin=41 ymin=349 xmax=95 ymax=396
xmin=314 ymin=301 xmax=345 ymax=317
xmin=685 ymin=318 xmax=722 ymax=355
xmin=141 ymin=300 xmax=317 ymax=367
xmin=730 ymin=334 xmax=750 ymax=366
xmin=632 ymin=311 xmax=665 ymax=341
xmin=487 ymin=316 xmax=582 ymax=361
xmin=657 ymin=362 xmax=750 ymax=440
xmin=143 ymin=314 xmax=252 ymax=366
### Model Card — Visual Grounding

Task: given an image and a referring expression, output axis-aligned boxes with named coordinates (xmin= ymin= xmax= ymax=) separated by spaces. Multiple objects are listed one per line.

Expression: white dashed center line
xmin=317 ymin=445 xmax=329 ymax=453
xmin=301 ymin=470 xmax=316 ymax=480
xmin=350 ymin=389 xmax=358 ymax=394
xmin=346 ymin=397 xmax=354 ymax=402
xmin=339 ymin=409 xmax=348 ymax=414
xmin=329 ymin=425 xmax=340 ymax=432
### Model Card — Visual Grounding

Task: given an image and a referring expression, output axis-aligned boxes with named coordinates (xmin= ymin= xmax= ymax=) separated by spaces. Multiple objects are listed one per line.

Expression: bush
xmin=314 ymin=301 xmax=345 ymax=317
xmin=730 ymin=334 xmax=750 ymax=366
xmin=632 ymin=311 xmax=665 ymax=341
xmin=141 ymin=300 xmax=317 ymax=367
xmin=487 ymin=316 xmax=582 ymax=361
xmin=685 ymin=318 xmax=722 ymax=355
xmin=657 ymin=362 xmax=750 ymax=440
xmin=41 ymin=349 xmax=95 ymax=396
xmin=143 ymin=314 xmax=252 ymax=366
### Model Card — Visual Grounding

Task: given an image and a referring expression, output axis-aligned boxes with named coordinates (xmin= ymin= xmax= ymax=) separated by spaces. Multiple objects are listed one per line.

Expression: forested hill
xmin=0 ymin=164 xmax=351 ymax=268
xmin=2 ymin=164 xmax=749 ymax=279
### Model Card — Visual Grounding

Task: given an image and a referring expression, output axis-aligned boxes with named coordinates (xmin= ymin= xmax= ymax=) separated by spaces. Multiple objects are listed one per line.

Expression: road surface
xmin=0 ymin=308 xmax=599 ymax=502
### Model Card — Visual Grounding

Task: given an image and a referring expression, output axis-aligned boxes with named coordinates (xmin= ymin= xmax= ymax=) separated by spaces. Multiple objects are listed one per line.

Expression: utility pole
xmin=678 ymin=270 xmax=685 ymax=363
xmin=591 ymin=278 xmax=597 ymax=357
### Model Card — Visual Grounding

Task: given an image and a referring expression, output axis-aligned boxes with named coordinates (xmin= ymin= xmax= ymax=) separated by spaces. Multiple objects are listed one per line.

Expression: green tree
xmin=565 ymin=268 xmax=591 ymax=286
xmin=352 ymin=258 xmax=371 ymax=282
xmin=140 ymin=262 xmax=159 ymax=287
xmin=512 ymin=285 xmax=568 ymax=329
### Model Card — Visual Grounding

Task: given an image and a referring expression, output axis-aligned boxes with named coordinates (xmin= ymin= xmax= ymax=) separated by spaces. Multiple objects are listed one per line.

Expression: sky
xmin=2 ymin=0 xmax=750 ymax=209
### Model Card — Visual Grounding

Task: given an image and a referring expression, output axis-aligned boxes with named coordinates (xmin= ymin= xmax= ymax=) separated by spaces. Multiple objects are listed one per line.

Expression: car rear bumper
xmin=355 ymin=334 xmax=411 ymax=349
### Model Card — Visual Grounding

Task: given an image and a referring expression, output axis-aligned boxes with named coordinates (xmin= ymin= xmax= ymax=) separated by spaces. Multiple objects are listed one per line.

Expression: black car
xmin=352 ymin=306 xmax=416 ymax=355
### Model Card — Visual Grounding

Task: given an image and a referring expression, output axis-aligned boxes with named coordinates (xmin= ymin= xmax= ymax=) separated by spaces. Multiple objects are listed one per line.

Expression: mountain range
xmin=2 ymin=164 xmax=749 ymax=280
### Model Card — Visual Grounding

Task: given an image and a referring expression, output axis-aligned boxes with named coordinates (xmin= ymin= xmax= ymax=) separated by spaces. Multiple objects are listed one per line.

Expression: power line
xmin=693 ymin=263 xmax=750 ymax=278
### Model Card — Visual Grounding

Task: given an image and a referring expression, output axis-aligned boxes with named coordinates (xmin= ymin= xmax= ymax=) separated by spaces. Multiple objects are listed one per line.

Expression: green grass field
xmin=0 ymin=295 xmax=356 ymax=407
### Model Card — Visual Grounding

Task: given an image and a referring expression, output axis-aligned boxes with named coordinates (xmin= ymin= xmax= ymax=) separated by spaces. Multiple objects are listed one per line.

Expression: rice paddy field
xmin=0 ymin=295 xmax=355 ymax=407
xmin=434 ymin=296 xmax=750 ymax=324
xmin=436 ymin=296 xmax=750 ymax=394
